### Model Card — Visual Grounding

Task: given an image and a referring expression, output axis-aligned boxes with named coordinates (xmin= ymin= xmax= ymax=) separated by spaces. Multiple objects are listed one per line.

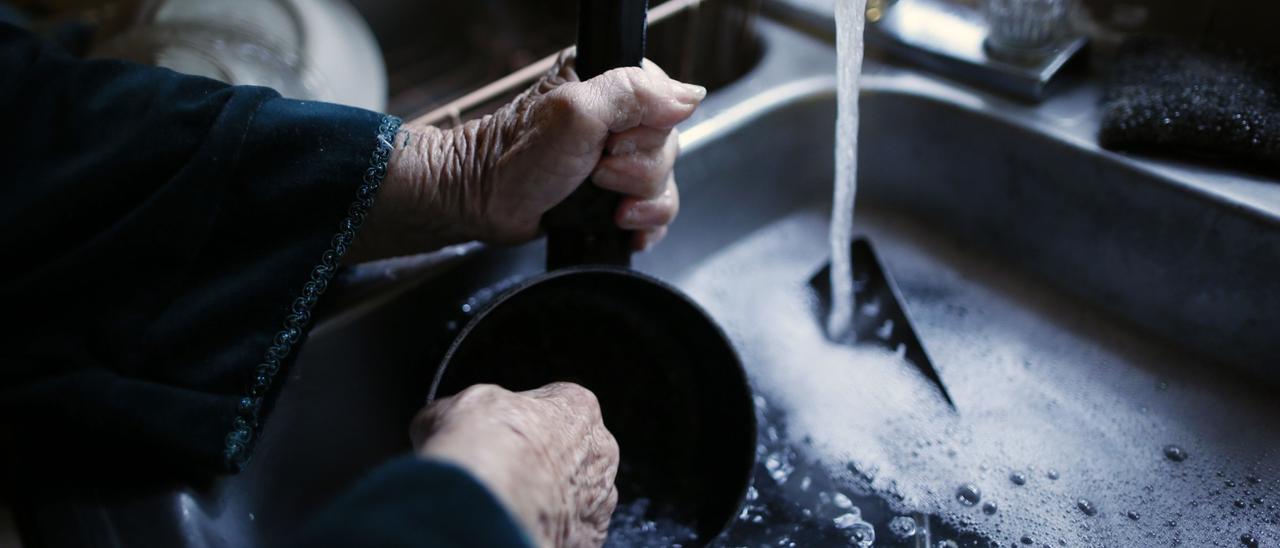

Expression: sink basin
xmin=349 ymin=0 xmax=763 ymax=120
xmin=15 ymin=12 xmax=1280 ymax=548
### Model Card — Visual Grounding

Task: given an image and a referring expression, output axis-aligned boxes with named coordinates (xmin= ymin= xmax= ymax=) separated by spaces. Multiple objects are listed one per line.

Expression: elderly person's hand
xmin=411 ymin=382 xmax=621 ymax=548
xmin=350 ymin=53 xmax=702 ymax=262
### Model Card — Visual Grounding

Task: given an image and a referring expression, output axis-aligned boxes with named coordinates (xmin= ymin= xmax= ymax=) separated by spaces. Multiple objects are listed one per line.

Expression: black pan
xmin=427 ymin=1 xmax=756 ymax=544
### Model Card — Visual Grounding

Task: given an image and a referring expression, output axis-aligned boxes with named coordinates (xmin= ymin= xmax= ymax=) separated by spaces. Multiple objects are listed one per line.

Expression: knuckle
xmin=540 ymin=89 xmax=581 ymax=121
xmin=601 ymin=429 xmax=621 ymax=461
xmin=645 ymin=168 xmax=670 ymax=197
xmin=606 ymin=485 xmax=620 ymax=512
xmin=455 ymin=383 xmax=505 ymax=403
xmin=548 ymin=381 xmax=601 ymax=415
xmin=654 ymin=201 xmax=678 ymax=226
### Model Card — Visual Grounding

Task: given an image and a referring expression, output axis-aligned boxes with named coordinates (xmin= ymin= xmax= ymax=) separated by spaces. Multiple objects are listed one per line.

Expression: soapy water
xmin=679 ymin=211 xmax=1280 ymax=547
xmin=826 ymin=0 xmax=868 ymax=341
xmin=604 ymin=499 xmax=698 ymax=548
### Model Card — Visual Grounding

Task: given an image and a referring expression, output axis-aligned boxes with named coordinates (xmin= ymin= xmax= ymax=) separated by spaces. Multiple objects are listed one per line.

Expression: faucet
xmin=865 ymin=0 xmax=1087 ymax=101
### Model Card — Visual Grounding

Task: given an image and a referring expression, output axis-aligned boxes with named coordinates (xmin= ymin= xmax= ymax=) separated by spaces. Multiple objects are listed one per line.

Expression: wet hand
xmin=411 ymin=382 xmax=620 ymax=548
xmin=353 ymin=52 xmax=702 ymax=261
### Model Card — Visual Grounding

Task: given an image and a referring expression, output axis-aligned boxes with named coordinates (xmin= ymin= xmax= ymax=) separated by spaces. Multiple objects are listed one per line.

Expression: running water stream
xmin=826 ymin=0 xmax=868 ymax=341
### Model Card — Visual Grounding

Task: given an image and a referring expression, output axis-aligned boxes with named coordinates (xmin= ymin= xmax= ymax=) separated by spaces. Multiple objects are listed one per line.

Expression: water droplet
xmin=937 ymin=541 xmax=959 ymax=548
xmin=956 ymin=484 xmax=982 ymax=506
xmin=1241 ymin=533 xmax=1259 ymax=548
xmin=888 ymin=516 xmax=917 ymax=539
xmin=1234 ymin=499 xmax=1246 ymax=509
xmin=745 ymin=486 xmax=758 ymax=502
xmin=1021 ymin=536 xmax=1034 ymax=545
xmin=799 ymin=476 xmax=812 ymax=491
xmin=1010 ymin=471 xmax=1028 ymax=486
xmin=982 ymin=501 xmax=998 ymax=515
xmin=1077 ymin=498 xmax=1098 ymax=516
xmin=1163 ymin=444 xmax=1188 ymax=462
xmin=1047 ymin=469 xmax=1060 ymax=480
xmin=1247 ymin=476 xmax=1261 ymax=485
xmin=1126 ymin=511 xmax=1140 ymax=521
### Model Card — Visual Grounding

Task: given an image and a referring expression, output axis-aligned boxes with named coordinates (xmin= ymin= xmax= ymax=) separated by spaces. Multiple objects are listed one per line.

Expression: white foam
xmin=682 ymin=211 xmax=1280 ymax=547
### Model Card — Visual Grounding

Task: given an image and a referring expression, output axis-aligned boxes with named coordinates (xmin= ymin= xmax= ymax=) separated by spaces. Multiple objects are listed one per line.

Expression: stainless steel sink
xmin=16 ymin=10 xmax=1280 ymax=548
xmin=350 ymin=0 xmax=762 ymax=120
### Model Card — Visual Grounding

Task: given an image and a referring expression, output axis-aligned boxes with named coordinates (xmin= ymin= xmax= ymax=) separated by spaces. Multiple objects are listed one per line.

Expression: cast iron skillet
xmin=427 ymin=0 xmax=756 ymax=544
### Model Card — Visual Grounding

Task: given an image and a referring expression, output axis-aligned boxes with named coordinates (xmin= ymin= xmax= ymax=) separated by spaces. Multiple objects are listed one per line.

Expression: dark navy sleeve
xmin=0 ymin=21 xmax=399 ymax=474
xmin=293 ymin=457 xmax=534 ymax=548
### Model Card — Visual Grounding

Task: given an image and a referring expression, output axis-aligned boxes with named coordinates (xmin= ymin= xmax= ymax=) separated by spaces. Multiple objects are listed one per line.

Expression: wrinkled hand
xmin=411 ymin=383 xmax=620 ymax=548
xmin=350 ymin=52 xmax=703 ymax=262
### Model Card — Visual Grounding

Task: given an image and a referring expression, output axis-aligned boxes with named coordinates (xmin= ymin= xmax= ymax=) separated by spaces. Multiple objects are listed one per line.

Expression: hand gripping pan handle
xmin=543 ymin=0 xmax=649 ymax=270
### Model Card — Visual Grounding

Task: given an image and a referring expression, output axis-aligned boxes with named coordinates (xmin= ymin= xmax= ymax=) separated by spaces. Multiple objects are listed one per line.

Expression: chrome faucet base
xmin=868 ymin=0 xmax=1086 ymax=101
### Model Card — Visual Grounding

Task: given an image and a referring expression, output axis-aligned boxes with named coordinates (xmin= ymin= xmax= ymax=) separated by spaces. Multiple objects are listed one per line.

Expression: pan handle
xmin=543 ymin=0 xmax=649 ymax=270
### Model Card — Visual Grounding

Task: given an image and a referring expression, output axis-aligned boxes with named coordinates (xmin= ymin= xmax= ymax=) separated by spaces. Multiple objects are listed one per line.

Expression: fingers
xmin=617 ymin=170 xmax=679 ymax=233
xmin=524 ymin=381 xmax=603 ymax=419
xmin=545 ymin=62 xmax=705 ymax=135
xmin=592 ymin=127 xmax=679 ymax=199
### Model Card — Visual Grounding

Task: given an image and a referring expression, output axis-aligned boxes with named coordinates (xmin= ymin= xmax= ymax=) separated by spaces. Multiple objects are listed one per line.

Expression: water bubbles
xmin=888 ymin=515 xmax=917 ymax=539
xmin=833 ymin=512 xmax=861 ymax=529
xmin=1010 ymin=471 xmax=1028 ymax=486
xmin=604 ymin=498 xmax=698 ymax=548
xmin=847 ymin=521 xmax=875 ymax=547
xmin=1164 ymin=445 xmax=1189 ymax=462
xmin=833 ymin=492 xmax=854 ymax=510
xmin=1247 ymin=476 xmax=1262 ymax=485
xmin=1076 ymin=498 xmax=1098 ymax=516
xmin=1126 ymin=511 xmax=1140 ymax=521
xmin=875 ymin=319 xmax=894 ymax=340
xmin=765 ymin=452 xmax=794 ymax=484
xmin=1021 ymin=535 xmax=1034 ymax=544
xmin=982 ymin=501 xmax=999 ymax=515
xmin=1240 ymin=533 xmax=1259 ymax=548
xmin=859 ymin=297 xmax=881 ymax=317
xmin=1234 ymin=499 xmax=1246 ymax=509
xmin=956 ymin=483 xmax=982 ymax=506
xmin=1046 ymin=469 xmax=1060 ymax=480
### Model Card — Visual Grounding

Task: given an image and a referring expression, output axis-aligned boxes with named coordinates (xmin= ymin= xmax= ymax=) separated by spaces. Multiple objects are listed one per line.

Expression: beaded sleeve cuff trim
xmin=222 ymin=114 xmax=403 ymax=471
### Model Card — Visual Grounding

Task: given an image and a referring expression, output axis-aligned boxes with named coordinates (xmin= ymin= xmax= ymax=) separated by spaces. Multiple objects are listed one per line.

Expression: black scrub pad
xmin=1099 ymin=39 xmax=1280 ymax=172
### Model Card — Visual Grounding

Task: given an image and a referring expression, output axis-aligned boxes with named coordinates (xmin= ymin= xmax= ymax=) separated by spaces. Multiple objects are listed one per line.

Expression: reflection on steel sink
xmin=17 ymin=12 xmax=1280 ymax=548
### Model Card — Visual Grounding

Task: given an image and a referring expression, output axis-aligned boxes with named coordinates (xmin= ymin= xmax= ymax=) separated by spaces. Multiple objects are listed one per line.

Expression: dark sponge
xmin=1099 ymin=39 xmax=1280 ymax=172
